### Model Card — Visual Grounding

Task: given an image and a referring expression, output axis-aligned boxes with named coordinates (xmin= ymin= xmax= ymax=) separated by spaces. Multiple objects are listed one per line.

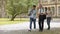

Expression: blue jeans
xmin=30 ymin=18 xmax=36 ymax=30
xmin=47 ymin=17 xmax=51 ymax=29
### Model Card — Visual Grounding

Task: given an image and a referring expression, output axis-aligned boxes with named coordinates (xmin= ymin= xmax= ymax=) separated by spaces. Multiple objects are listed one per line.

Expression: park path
xmin=0 ymin=19 xmax=60 ymax=34
xmin=0 ymin=21 xmax=60 ymax=30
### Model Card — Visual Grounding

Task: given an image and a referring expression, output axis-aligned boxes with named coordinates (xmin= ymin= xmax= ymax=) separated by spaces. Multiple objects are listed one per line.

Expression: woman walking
xmin=46 ymin=7 xmax=52 ymax=30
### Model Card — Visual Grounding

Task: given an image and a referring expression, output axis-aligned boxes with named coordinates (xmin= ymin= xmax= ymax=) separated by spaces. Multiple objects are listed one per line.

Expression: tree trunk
xmin=11 ymin=16 xmax=15 ymax=21
xmin=11 ymin=14 xmax=17 ymax=21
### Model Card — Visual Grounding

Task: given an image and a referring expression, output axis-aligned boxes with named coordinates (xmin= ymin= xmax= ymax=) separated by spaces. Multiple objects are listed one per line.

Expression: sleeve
xmin=37 ymin=9 xmax=40 ymax=17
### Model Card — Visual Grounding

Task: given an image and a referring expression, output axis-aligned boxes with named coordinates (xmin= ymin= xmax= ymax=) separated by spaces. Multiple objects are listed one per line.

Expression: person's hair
xmin=48 ymin=7 xmax=50 ymax=10
xmin=40 ymin=4 xmax=42 ymax=7
xmin=33 ymin=5 xmax=36 ymax=7
xmin=39 ymin=4 xmax=43 ymax=8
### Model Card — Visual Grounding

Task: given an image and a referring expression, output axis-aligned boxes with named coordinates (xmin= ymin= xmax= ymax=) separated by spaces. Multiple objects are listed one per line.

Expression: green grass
xmin=0 ymin=18 xmax=29 ymax=25
xmin=0 ymin=18 xmax=21 ymax=25
xmin=20 ymin=18 xmax=29 ymax=22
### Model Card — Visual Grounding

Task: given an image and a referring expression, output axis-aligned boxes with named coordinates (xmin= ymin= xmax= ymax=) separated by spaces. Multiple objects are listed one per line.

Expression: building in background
xmin=39 ymin=0 xmax=60 ymax=17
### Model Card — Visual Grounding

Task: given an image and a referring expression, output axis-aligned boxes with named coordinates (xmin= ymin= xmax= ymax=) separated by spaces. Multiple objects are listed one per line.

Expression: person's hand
xmin=36 ymin=12 xmax=40 ymax=18
xmin=36 ymin=15 xmax=39 ymax=18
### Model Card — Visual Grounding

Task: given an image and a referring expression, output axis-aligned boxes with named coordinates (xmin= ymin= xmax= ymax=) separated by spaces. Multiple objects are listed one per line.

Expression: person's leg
xmin=30 ymin=18 xmax=33 ymax=30
xmin=33 ymin=19 xmax=36 ymax=29
xmin=38 ymin=15 xmax=42 ymax=31
xmin=41 ymin=19 xmax=44 ymax=31
xmin=39 ymin=20 xmax=42 ymax=31
xmin=47 ymin=17 xmax=51 ymax=30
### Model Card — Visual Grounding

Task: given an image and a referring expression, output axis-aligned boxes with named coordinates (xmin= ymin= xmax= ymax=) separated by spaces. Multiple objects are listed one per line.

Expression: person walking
xmin=46 ymin=7 xmax=52 ymax=30
xmin=28 ymin=5 xmax=37 ymax=31
xmin=37 ymin=4 xmax=46 ymax=32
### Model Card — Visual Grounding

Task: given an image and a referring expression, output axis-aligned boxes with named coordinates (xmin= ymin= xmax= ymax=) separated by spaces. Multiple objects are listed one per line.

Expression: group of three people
xmin=28 ymin=4 xmax=52 ymax=32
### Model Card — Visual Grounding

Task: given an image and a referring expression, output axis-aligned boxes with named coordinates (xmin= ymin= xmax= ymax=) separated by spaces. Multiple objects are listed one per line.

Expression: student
xmin=46 ymin=7 xmax=52 ymax=30
xmin=28 ymin=5 xmax=37 ymax=31
xmin=37 ymin=4 xmax=46 ymax=32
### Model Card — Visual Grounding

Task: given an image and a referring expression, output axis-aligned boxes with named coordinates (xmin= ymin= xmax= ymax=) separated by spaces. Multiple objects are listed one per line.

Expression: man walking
xmin=37 ymin=4 xmax=46 ymax=32
xmin=28 ymin=5 xmax=37 ymax=31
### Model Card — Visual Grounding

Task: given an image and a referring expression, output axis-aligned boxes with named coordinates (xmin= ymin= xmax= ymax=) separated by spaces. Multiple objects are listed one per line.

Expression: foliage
xmin=5 ymin=0 xmax=38 ymax=21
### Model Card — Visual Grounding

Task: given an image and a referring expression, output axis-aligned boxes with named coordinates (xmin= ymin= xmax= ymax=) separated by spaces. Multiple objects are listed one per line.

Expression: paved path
xmin=0 ymin=20 xmax=60 ymax=34
xmin=0 ymin=21 xmax=60 ymax=30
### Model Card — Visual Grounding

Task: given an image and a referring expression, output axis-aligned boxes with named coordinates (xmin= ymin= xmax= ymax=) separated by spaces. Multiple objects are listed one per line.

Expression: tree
xmin=6 ymin=0 xmax=27 ymax=21
xmin=6 ymin=0 xmax=38 ymax=21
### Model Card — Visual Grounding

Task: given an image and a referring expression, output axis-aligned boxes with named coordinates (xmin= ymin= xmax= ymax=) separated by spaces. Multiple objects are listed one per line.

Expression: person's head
xmin=39 ymin=4 xmax=43 ymax=9
xmin=32 ymin=5 xmax=36 ymax=10
xmin=48 ymin=7 xmax=50 ymax=11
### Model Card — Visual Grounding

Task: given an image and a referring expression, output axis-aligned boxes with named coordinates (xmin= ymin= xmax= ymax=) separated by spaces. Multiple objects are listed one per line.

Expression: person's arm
xmin=37 ymin=9 xmax=40 ymax=18
xmin=36 ymin=10 xmax=38 ymax=18
xmin=50 ymin=11 xmax=53 ymax=19
xmin=35 ymin=9 xmax=37 ymax=18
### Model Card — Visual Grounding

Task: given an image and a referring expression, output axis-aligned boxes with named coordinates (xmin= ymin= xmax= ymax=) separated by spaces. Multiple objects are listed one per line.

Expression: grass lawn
xmin=1 ymin=18 xmax=59 ymax=25
xmin=0 ymin=18 xmax=29 ymax=25
xmin=0 ymin=18 xmax=21 ymax=25
xmin=20 ymin=18 xmax=29 ymax=22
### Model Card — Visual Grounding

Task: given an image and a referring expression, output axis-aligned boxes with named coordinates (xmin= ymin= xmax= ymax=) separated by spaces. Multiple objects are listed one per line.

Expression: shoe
xmin=28 ymin=30 xmax=31 ymax=32
xmin=47 ymin=28 xmax=50 ymax=30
